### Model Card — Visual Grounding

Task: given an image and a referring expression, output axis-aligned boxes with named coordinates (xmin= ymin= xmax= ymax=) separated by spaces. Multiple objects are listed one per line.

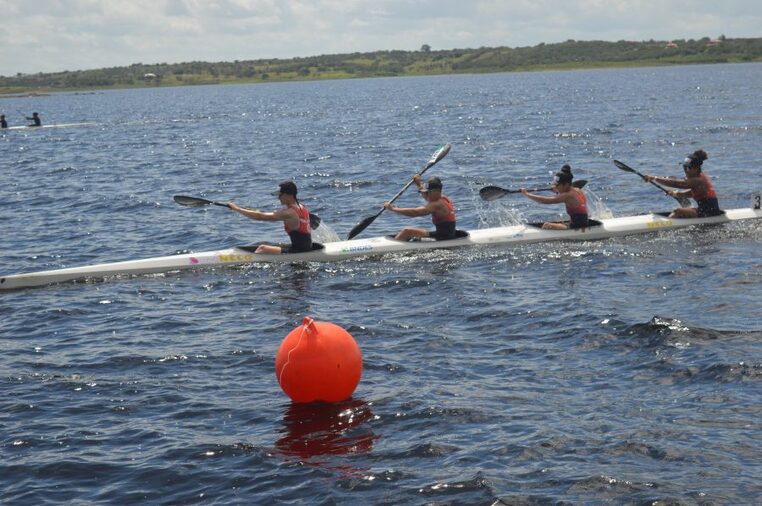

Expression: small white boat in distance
xmin=4 ymin=122 xmax=97 ymax=130
xmin=2 ymin=206 xmax=761 ymax=291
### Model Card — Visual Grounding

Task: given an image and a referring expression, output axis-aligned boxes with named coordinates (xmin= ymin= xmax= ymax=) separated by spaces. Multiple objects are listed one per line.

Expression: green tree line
xmin=2 ymin=36 xmax=761 ymax=94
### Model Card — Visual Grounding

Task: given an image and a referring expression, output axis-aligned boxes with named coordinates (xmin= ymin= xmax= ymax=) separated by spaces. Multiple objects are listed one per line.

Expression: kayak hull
xmin=4 ymin=122 xmax=96 ymax=130
xmin=2 ymin=207 xmax=761 ymax=290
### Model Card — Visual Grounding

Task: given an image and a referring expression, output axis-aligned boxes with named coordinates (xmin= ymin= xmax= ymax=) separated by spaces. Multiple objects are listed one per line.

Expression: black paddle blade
xmin=613 ymin=160 xmax=637 ymax=174
xmin=346 ymin=214 xmax=378 ymax=240
xmin=309 ymin=213 xmax=321 ymax=230
xmin=173 ymin=195 xmax=214 ymax=207
xmin=479 ymin=186 xmax=511 ymax=201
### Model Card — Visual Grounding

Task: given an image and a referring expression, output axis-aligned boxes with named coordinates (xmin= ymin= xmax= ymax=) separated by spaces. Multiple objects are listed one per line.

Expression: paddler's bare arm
xmin=644 ymin=175 xmax=691 ymax=189
xmin=383 ymin=202 xmax=431 ymax=217
xmin=228 ymin=202 xmax=295 ymax=222
xmin=520 ymin=189 xmax=565 ymax=204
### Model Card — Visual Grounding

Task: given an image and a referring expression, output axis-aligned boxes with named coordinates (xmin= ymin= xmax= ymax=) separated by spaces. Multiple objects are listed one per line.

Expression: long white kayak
xmin=2 ymin=207 xmax=761 ymax=290
xmin=4 ymin=122 xmax=96 ymax=131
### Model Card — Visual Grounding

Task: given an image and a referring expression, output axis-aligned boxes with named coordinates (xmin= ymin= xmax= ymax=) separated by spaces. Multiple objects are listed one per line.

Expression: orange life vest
xmin=431 ymin=195 xmax=456 ymax=225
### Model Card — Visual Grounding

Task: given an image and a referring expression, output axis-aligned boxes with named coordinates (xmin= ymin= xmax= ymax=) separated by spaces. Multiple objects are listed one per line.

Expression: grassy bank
xmin=2 ymin=36 xmax=761 ymax=95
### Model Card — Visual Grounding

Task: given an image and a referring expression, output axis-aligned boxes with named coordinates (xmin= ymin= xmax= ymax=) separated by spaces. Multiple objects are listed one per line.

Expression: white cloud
xmin=1 ymin=0 xmax=760 ymax=76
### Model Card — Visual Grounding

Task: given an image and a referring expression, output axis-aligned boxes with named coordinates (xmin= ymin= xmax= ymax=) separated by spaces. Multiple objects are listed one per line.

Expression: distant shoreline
xmin=2 ymin=36 xmax=761 ymax=95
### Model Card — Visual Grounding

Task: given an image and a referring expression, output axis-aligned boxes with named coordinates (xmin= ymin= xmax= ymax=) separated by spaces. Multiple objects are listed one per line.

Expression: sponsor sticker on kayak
xmin=341 ymin=245 xmax=374 ymax=253
xmin=647 ymin=220 xmax=673 ymax=229
xmin=216 ymin=254 xmax=255 ymax=263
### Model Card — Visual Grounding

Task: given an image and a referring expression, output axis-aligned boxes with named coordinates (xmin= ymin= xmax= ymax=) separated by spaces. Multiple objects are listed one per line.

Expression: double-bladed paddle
xmin=173 ymin=195 xmax=321 ymax=229
xmin=346 ymin=143 xmax=452 ymax=239
xmin=613 ymin=160 xmax=691 ymax=207
xmin=479 ymin=180 xmax=588 ymax=201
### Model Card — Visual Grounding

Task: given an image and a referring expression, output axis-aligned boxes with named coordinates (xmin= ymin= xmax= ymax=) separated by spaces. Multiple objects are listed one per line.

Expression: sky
xmin=1 ymin=0 xmax=761 ymax=77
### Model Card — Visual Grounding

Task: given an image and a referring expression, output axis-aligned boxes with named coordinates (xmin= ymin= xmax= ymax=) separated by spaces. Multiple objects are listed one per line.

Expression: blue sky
xmin=1 ymin=0 xmax=760 ymax=76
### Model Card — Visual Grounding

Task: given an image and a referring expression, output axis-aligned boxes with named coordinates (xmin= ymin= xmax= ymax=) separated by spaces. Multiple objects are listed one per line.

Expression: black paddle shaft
xmin=346 ymin=143 xmax=452 ymax=239
xmin=173 ymin=195 xmax=321 ymax=229
xmin=613 ymin=160 xmax=691 ymax=207
xmin=479 ymin=180 xmax=587 ymax=201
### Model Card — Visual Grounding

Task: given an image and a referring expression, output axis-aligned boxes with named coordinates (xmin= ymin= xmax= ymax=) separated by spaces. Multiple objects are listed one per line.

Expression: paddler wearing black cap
xmin=520 ymin=164 xmax=589 ymax=230
xmin=228 ymin=180 xmax=312 ymax=254
xmin=644 ymin=149 xmax=723 ymax=218
xmin=26 ymin=112 xmax=41 ymax=127
xmin=383 ymin=176 xmax=457 ymax=241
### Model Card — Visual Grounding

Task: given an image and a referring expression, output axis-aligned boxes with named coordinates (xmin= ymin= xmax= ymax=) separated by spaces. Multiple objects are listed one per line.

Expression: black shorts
xmin=430 ymin=222 xmax=456 ymax=240
xmin=696 ymin=198 xmax=723 ymax=217
xmin=568 ymin=213 xmax=589 ymax=229
xmin=286 ymin=232 xmax=312 ymax=253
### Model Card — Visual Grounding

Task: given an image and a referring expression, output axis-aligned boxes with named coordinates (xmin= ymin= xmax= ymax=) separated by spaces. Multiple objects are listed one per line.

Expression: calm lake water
xmin=2 ymin=63 xmax=762 ymax=504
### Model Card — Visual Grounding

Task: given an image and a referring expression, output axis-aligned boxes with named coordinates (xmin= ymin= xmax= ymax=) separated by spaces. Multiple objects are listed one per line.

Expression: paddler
xmin=644 ymin=149 xmax=723 ymax=218
xmin=383 ymin=176 xmax=457 ymax=241
xmin=26 ymin=112 xmax=42 ymax=127
xmin=228 ymin=180 xmax=312 ymax=254
xmin=1 ymin=114 xmax=7 ymax=128
xmin=520 ymin=164 xmax=589 ymax=230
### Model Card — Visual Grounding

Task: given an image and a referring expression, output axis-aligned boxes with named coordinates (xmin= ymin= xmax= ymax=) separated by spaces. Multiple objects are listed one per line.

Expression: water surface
xmin=2 ymin=63 xmax=762 ymax=504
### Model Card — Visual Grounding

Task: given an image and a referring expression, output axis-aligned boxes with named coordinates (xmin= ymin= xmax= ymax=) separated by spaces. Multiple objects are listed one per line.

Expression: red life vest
xmin=564 ymin=188 xmax=588 ymax=216
xmin=690 ymin=173 xmax=717 ymax=201
xmin=284 ymin=203 xmax=311 ymax=235
xmin=432 ymin=195 xmax=456 ymax=225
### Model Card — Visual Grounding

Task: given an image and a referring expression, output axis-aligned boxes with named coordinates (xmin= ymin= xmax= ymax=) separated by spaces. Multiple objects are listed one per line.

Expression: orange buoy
xmin=275 ymin=316 xmax=362 ymax=403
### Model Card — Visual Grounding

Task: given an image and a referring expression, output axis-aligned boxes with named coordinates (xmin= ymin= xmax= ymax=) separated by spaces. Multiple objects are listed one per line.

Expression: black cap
xmin=422 ymin=177 xmax=443 ymax=192
xmin=273 ymin=180 xmax=297 ymax=196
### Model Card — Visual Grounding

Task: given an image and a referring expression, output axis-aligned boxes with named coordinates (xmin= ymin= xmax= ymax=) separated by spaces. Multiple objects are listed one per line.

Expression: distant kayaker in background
xmin=644 ymin=149 xmax=723 ymax=218
xmin=0 ymin=114 xmax=7 ymax=128
xmin=26 ymin=112 xmax=42 ymax=127
xmin=228 ymin=180 xmax=313 ymax=254
xmin=521 ymin=164 xmax=589 ymax=230
xmin=383 ymin=176 xmax=457 ymax=241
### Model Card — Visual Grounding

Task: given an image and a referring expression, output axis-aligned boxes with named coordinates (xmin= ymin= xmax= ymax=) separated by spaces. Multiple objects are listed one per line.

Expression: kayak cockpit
xmin=385 ymin=230 xmax=470 ymax=242
xmin=526 ymin=219 xmax=603 ymax=229
xmin=237 ymin=242 xmax=326 ymax=253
